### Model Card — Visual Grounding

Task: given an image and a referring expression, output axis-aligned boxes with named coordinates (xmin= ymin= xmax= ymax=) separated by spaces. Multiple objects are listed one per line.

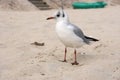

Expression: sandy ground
xmin=0 ymin=6 xmax=120 ymax=80
xmin=0 ymin=0 xmax=38 ymax=11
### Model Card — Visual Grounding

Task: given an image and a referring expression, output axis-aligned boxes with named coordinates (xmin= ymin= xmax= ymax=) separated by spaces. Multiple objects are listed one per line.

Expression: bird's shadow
xmin=75 ymin=52 xmax=106 ymax=65
xmin=57 ymin=53 xmax=105 ymax=66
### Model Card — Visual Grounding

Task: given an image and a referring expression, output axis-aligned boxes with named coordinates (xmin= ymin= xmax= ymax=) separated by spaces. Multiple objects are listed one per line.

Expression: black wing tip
xmin=92 ymin=38 xmax=99 ymax=41
xmin=85 ymin=36 xmax=99 ymax=42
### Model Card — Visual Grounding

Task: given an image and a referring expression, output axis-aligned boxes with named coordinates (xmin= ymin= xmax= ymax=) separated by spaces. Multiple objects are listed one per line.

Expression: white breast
xmin=56 ymin=21 xmax=85 ymax=48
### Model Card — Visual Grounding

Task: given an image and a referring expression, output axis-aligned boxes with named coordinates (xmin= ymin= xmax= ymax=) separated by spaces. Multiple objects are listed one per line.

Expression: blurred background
xmin=0 ymin=0 xmax=120 ymax=11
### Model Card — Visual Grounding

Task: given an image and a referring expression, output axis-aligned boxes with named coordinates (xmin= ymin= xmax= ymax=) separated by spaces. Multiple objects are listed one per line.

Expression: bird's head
xmin=46 ymin=9 xmax=69 ymax=22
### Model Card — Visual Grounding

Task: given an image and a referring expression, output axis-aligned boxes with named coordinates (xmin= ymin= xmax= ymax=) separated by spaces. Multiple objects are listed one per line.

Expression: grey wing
xmin=71 ymin=24 xmax=90 ymax=44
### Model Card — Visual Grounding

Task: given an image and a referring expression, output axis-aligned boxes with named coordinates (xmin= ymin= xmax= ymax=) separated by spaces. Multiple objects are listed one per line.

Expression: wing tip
xmin=85 ymin=36 xmax=99 ymax=42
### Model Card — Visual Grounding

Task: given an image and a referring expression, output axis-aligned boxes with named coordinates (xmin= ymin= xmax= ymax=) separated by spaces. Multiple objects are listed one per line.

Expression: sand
xmin=0 ymin=0 xmax=38 ymax=11
xmin=0 ymin=6 xmax=120 ymax=80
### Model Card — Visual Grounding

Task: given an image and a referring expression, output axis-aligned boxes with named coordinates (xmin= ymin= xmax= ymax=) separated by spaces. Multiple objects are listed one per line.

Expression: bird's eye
xmin=56 ymin=14 xmax=60 ymax=17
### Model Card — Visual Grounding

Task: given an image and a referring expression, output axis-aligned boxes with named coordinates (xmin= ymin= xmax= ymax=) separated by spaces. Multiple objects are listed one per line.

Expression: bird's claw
xmin=71 ymin=61 xmax=79 ymax=65
xmin=59 ymin=60 xmax=67 ymax=62
xmin=62 ymin=60 xmax=67 ymax=62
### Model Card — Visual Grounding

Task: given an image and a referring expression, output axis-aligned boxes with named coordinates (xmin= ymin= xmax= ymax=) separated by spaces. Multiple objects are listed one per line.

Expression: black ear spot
xmin=62 ymin=13 xmax=65 ymax=17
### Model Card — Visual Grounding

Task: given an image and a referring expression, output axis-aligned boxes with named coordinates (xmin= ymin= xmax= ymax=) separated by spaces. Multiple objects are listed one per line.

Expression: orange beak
xmin=46 ymin=17 xmax=55 ymax=20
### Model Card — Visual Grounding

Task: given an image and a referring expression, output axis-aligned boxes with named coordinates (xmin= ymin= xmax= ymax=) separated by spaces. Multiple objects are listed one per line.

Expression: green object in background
xmin=72 ymin=1 xmax=107 ymax=9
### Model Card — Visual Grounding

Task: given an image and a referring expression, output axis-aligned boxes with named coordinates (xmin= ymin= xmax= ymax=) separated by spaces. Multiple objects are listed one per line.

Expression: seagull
xmin=46 ymin=9 xmax=99 ymax=65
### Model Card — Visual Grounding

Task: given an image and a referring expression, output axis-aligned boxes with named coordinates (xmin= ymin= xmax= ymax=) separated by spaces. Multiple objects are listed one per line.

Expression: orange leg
xmin=71 ymin=49 xmax=79 ymax=65
xmin=62 ymin=47 xmax=67 ymax=62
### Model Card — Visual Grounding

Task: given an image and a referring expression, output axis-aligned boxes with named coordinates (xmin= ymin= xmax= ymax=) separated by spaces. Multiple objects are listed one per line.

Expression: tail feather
xmin=85 ymin=36 xmax=99 ymax=42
